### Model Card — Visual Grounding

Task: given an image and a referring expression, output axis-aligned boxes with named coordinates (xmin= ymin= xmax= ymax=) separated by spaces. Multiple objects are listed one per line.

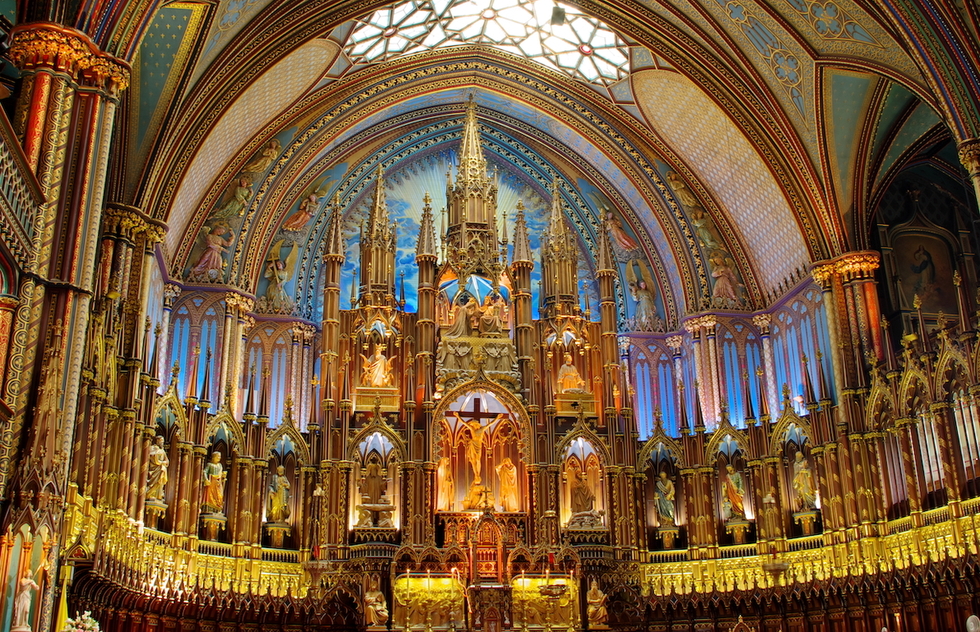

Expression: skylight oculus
xmin=345 ymin=0 xmax=631 ymax=86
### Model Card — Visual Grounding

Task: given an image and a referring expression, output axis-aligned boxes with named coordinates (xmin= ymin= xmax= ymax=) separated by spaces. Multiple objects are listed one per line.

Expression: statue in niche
xmin=360 ymin=345 xmax=393 ymax=388
xmin=243 ymin=138 xmax=281 ymax=173
xmin=721 ymin=464 xmax=745 ymax=520
xmin=655 ymin=471 xmax=676 ymax=526
xmin=557 ymin=353 xmax=587 ymax=393
xmin=586 ymin=579 xmax=609 ymax=625
xmin=12 ymin=569 xmax=39 ymax=631
xmin=361 ymin=457 xmax=386 ymax=504
xmin=479 ymin=293 xmax=507 ymax=335
xmin=437 ymin=456 xmax=455 ymax=511
xmin=202 ymin=451 xmax=227 ymax=514
xmin=456 ymin=411 xmax=506 ymax=485
xmin=792 ymin=452 xmax=817 ymax=510
xmin=267 ymin=465 xmax=291 ymax=523
xmin=709 ymin=252 xmax=742 ymax=305
xmin=189 ymin=222 xmax=233 ymax=282
xmin=496 ymin=457 xmax=518 ymax=512
xmin=146 ymin=435 xmax=169 ymax=501
xmin=443 ymin=295 xmax=478 ymax=338
xmin=213 ymin=175 xmax=253 ymax=219
xmin=364 ymin=576 xmax=389 ymax=626
xmin=666 ymin=170 xmax=699 ymax=208
xmin=570 ymin=470 xmax=596 ymax=515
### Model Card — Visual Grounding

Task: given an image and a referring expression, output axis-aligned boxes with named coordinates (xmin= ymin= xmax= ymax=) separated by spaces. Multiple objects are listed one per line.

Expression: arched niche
xmin=560 ymin=436 xmax=606 ymax=529
xmin=349 ymin=428 xmax=403 ymax=530
xmin=433 ymin=383 xmax=530 ymax=514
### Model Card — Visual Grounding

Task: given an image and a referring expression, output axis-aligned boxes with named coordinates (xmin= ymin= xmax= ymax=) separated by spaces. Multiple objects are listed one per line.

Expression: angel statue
xmin=626 ymin=259 xmax=662 ymax=332
xmin=258 ymin=240 xmax=298 ymax=314
xmin=709 ymin=251 xmax=743 ymax=308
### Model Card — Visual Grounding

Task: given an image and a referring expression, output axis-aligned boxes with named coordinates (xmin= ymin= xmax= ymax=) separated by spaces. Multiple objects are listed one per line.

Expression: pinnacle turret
xmin=416 ymin=193 xmax=437 ymax=258
xmin=325 ymin=192 xmax=345 ymax=258
xmin=512 ymin=200 xmax=533 ymax=264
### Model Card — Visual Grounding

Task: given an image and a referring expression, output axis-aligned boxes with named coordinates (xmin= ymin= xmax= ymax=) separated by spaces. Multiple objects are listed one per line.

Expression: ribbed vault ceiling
xmin=129 ymin=0 xmax=954 ymax=323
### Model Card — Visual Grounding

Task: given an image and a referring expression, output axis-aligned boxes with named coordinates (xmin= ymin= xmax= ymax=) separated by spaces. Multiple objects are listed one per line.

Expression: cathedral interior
xmin=6 ymin=1 xmax=980 ymax=631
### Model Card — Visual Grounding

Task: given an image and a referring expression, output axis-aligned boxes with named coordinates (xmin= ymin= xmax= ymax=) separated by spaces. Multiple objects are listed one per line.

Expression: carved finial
xmin=781 ymin=383 xmax=790 ymax=400
xmin=913 ymin=293 xmax=922 ymax=309
xmin=954 ymin=269 xmax=962 ymax=287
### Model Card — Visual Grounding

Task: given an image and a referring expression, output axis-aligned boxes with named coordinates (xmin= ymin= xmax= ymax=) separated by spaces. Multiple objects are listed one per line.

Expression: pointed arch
xmin=204 ymin=410 xmax=247 ymax=454
xmin=431 ymin=378 xmax=532 ymax=462
xmin=638 ymin=431 xmax=685 ymax=469
xmin=266 ymin=419 xmax=312 ymax=465
xmin=768 ymin=404 xmax=812 ymax=457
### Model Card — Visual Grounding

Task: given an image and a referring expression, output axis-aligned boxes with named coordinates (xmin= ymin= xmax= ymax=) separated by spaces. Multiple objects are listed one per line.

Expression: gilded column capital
xmin=8 ymin=23 xmax=130 ymax=92
xmin=752 ymin=313 xmax=772 ymax=333
xmin=224 ymin=292 xmax=253 ymax=314
xmin=665 ymin=335 xmax=684 ymax=352
xmin=103 ymin=203 xmax=148 ymax=239
xmin=163 ymin=284 xmax=182 ymax=308
xmin=811 ymin=251 xmax=880 ymax=285
xmin=685 ymin=315 xmax=716 ymax=333
xmin=958 ymin=138 xmax=980 ymax=177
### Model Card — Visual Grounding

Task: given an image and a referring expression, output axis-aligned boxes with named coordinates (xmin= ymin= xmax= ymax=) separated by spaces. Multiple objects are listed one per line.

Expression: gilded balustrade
xmin=64 ymin=480 xmax=980 ymax=604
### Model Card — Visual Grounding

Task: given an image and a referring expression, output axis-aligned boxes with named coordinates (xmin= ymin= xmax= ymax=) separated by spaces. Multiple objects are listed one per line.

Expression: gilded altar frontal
xmin=5 ymin=2 xmax=980 ymax=632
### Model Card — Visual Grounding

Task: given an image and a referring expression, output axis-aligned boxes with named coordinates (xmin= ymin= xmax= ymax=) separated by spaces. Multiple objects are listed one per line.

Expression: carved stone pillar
xmin=811 ymin=252 xmax=880 ymax=393
xmin=752 ymin=314 xmax=779 ymax=416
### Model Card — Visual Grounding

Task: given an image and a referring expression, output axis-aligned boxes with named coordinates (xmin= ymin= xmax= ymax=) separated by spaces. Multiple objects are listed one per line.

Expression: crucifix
xmin=451 ymin=397 xmax=506 ymax=485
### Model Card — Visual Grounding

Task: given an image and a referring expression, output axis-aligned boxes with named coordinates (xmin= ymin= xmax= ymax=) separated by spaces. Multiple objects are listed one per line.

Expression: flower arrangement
xmin=63 ymin=611 xmax=100 ymax=632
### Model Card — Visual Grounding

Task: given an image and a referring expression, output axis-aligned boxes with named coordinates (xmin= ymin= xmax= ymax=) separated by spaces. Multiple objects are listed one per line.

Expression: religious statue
xmin=655 ymin=471 xmax=675 ymax=526
xmin=12 ymin=570 xmax=39 ymax=631
xmin=557 ymin=353 xmax=586 ymax=393
xmin=364 ymin=576 xmax=389 ymax=626
xmin=282 ymin=191 xmax=318 ymax=232
xmin=691 ymin=209 xmax=720 ymax=250
xmin=722 ymin=464 xmax=745 ymax=520
xmin=362 ymin=458 xmax=386 ymax=504
xmin=709 ymin=252 xmax=741 ymax=304
xmin=243 ymin=138 xmax=281 ymax=173
xmin=570 ymin=470 xmax=596 ymax=514
xmin=443 ymin=296 xmax=477 ymax=338
xmin=267 ymin=464 xmax=291 ymax=523
xmin=360 ymin=345 xmax=393 ymax=388
xmin=355 ymin=506 xmax=373 ymax=528
xmin=603 ymin=209 xmax=639 ymax=254
xmin=496 ymin=457 xmax=518 ymax=512
xmin=479 ymin=293 xmax=506 ymax=335
xmin=202 ymin=451 xmax=227 ymax=514
xmin=457 ymin=412 xmax=505 ymax=484
xmin=626 ymin=259 xmax=661 ymax=331
xmin=146 ymin=435 xmax=169 ymax=501
xmin=190 ymin=222 xmax=233 ymax=281
xmin=586 ymin=579 xmax=609 ymax=625
xmin=437 ymin=456 xmax=455 ymax=511
xmin=665 ymin=170 xmax=699 ymax=208
xmin=213 ymin=175 xmax=253 ymax=219
xmin=260 ymin=241 xmax=297 ymax=314
xmin=377 ymin=509 xmax=394 ymax=528
xmin=792 ymin=451 xmax=817 ymax=510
